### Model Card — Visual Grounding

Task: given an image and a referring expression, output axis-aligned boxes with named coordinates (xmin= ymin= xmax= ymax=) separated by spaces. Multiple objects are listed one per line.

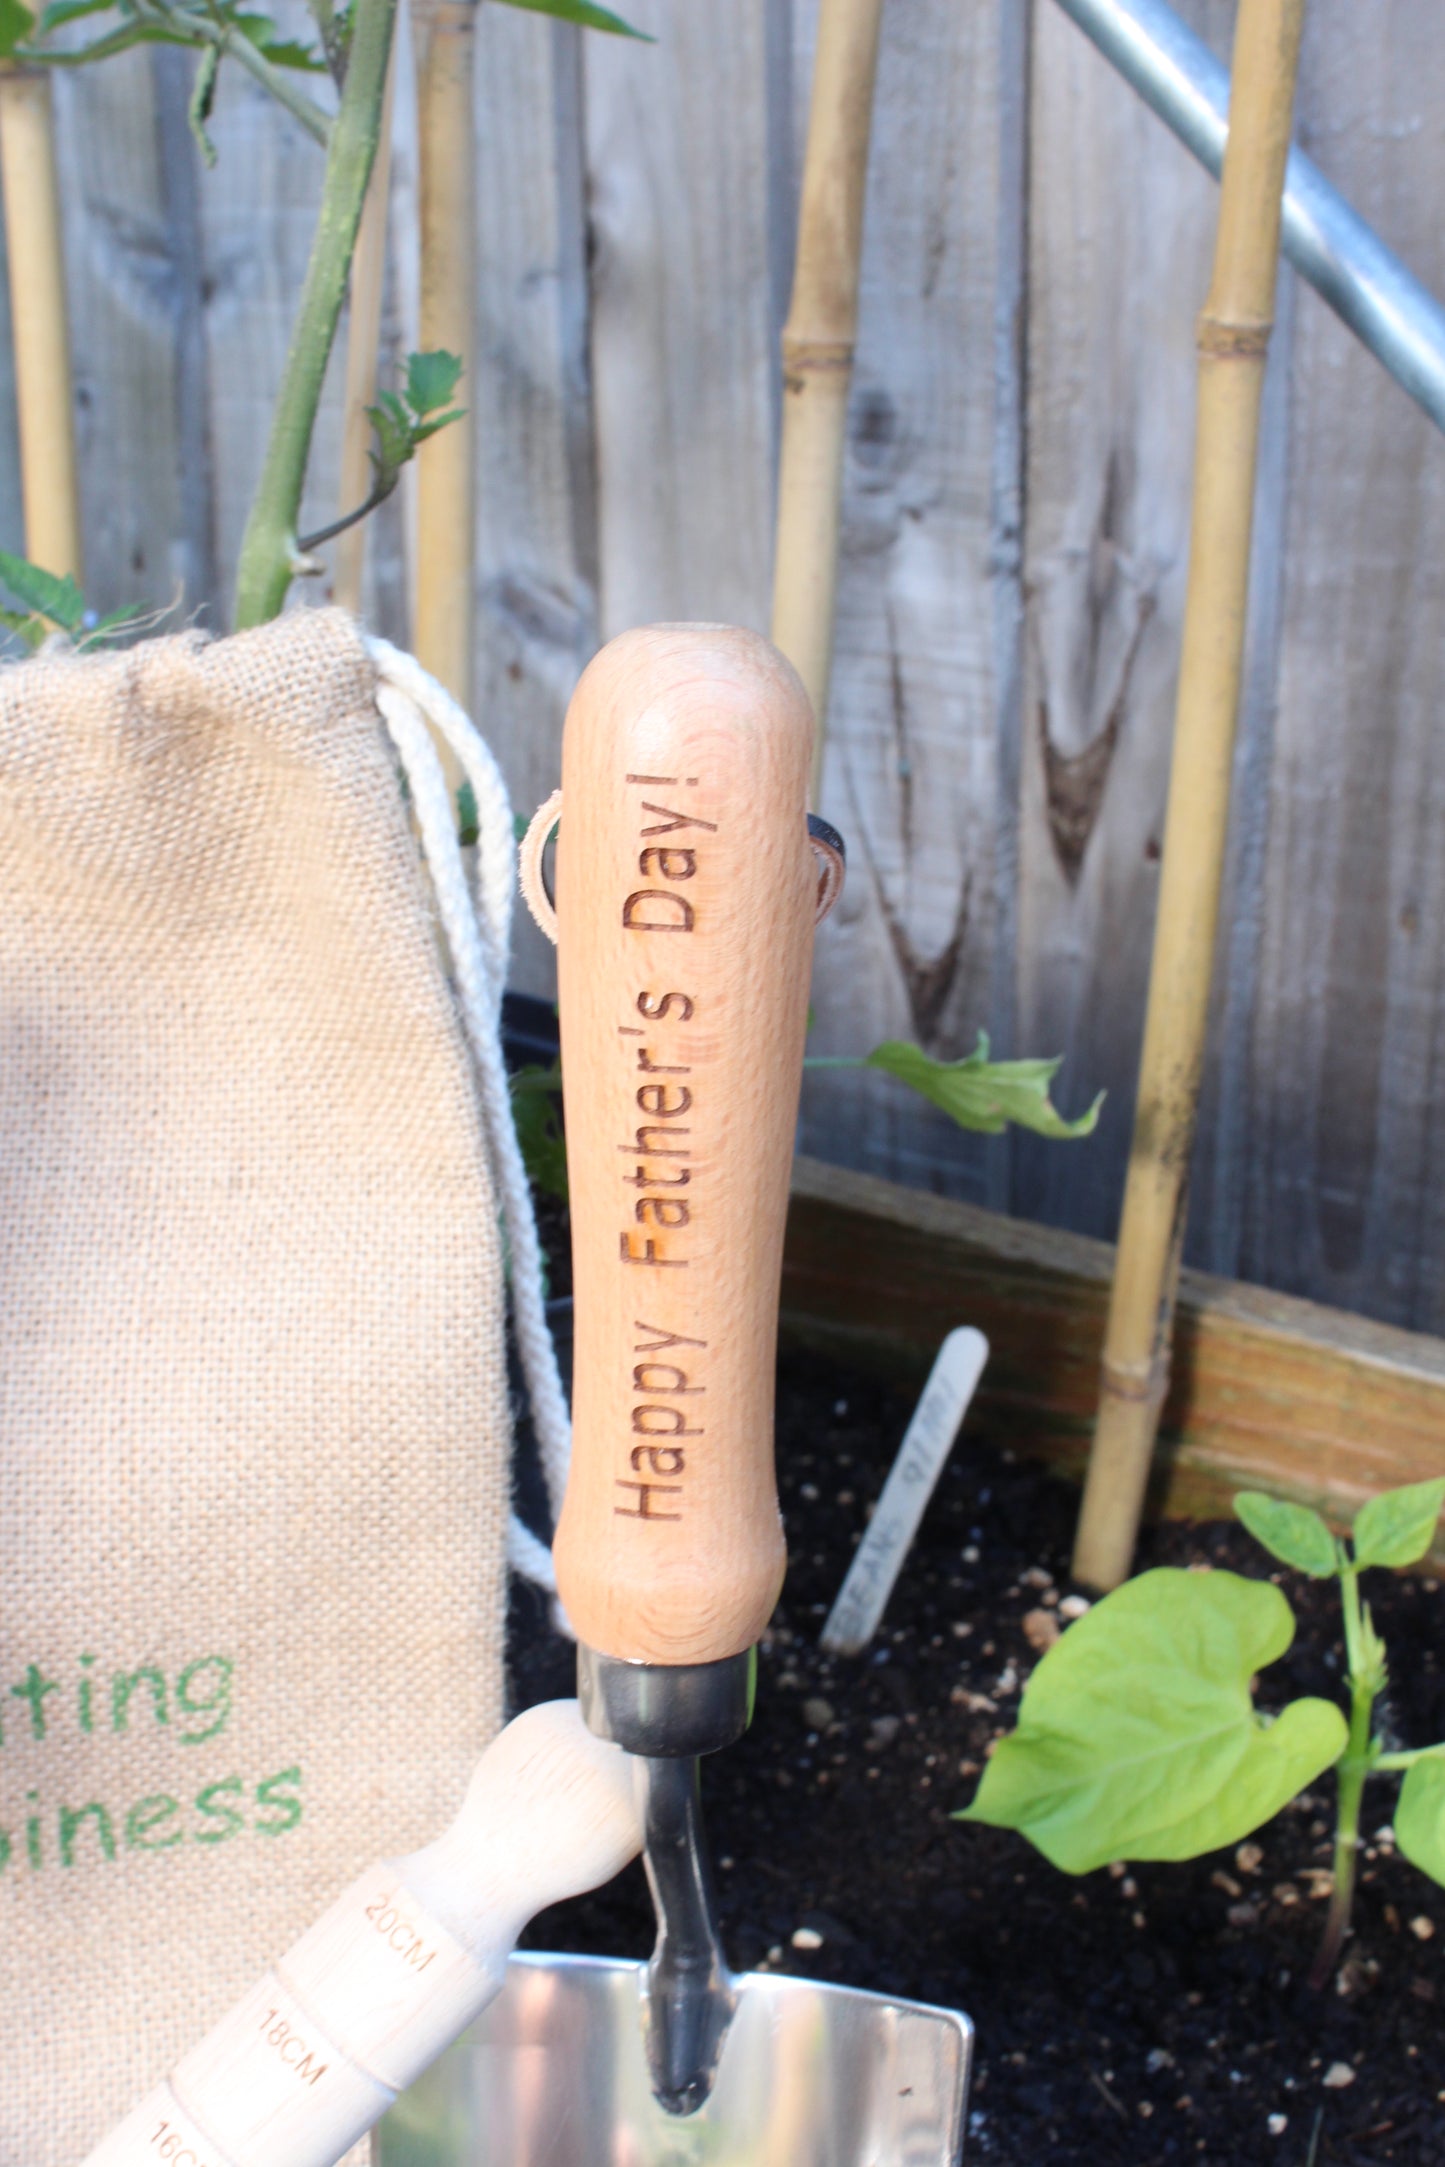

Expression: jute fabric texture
xmin=0 ymin=610 xmax=510 ymax=2162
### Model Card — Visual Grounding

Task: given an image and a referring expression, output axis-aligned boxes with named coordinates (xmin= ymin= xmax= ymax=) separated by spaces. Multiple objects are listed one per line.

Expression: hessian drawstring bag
xmin=0 ymin=606 xmax=567 ymax=2162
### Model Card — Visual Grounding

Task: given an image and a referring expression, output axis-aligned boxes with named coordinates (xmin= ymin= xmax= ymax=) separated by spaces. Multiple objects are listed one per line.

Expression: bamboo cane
xmin=770 ymin=0 xmax=884 ymax=807
xmin=0 ymin=65 xmax=81 ymax=581
xmin=1072 ymin=0 xmax=1307 ymax=1593
xmin=411 ymin=0 xmax=475 ymax=804
xmin=333 ymin=48 xmax=397 ymax=616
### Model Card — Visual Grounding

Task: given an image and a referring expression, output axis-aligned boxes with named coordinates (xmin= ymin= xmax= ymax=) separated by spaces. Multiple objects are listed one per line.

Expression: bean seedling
xmin=960 ymin=1478 xmax=1445 ymax=1985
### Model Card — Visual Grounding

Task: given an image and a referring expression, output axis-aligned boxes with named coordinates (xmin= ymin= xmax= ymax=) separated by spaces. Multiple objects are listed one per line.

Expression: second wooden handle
xmin=552 ymin=625 xmax=817 ymax=1665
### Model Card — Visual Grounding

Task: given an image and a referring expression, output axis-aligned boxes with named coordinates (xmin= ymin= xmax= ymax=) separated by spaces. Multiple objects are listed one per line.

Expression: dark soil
xmin=509 ymin=1344 xmax=1445 ymax=2166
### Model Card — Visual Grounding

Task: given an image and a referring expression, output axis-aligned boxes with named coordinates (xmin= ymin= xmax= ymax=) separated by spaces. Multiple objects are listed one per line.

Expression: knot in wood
xmin=1196 ymin=313 xmax=1273 ymax=360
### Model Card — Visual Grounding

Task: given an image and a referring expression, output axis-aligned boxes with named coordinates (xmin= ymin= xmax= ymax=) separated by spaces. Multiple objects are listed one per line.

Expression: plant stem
xmin=208 ymin=22 xmax=333 ymax=143
xmin=120 ymin=1 xmax=335 ymax=144
xmin=297 ymin=479 xmax=392 ymax=554
xmin=232 ymin=0 xmax=395 ymax=627
xmin=332 ymin=40 xmax=395 ymax=610
xmin=1311 ymin=1568 xmax=1380 ymax=1988
xmin=411 ymin=0 xmax=477 ymax=727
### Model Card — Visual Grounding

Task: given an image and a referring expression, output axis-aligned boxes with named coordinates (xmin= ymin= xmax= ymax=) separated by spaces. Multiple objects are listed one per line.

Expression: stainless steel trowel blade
xmin=377 ymin=1951 xmax=972 ymax=2166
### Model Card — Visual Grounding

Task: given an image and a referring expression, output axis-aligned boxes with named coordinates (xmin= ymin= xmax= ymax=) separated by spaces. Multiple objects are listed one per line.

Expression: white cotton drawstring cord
xmin=366 ymin=638 xmax=571 ymax=1607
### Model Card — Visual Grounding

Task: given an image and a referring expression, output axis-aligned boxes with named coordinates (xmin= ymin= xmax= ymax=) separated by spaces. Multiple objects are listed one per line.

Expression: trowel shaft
xmin=639 ymin=1755 xmax=731 ymax=2115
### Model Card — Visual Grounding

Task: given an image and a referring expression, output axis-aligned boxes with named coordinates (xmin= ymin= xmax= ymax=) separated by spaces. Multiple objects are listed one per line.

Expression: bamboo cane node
xmin=1099 ymin=1356 xmax=1161 ymax=1408
xmin=1195 ymin=313 xmax=1273 ymax=360
xmin=780 ymin=334 xmax=856 ymax=382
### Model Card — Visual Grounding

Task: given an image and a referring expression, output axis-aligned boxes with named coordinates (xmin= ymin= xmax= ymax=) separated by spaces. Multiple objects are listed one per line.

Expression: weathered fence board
xmin=198 ymin=56 xmax=343 ymax=622
xmin=1013 ymin=0 xmax=1239 ymax=1243
xmin=783 ymin=1154 xmax=1445 ymax=1566
xmin=53 ymin=52 xmax=187 ymax=618
xmin=472 ymin=6 xmax=596 ymax=999
xmin=12 ymin=0 xmax=1445 ymax=1337
xmin=583 ymin=0 xmax=778 ymax=636
xmin=1240 ymin=2 xmax=1445 ymax=1336
xmin=795 ymin=0 xmax=1015 ymax=1212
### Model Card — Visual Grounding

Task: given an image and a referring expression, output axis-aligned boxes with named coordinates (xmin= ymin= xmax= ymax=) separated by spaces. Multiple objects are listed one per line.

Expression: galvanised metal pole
xmin=1053 ymin=0 xmax=1445 ymax=436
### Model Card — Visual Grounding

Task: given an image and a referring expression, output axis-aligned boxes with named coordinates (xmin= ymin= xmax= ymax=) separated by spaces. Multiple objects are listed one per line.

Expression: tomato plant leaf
xmin=409 ymin=408 xmax=465 ymax=446
xmin=958 ymin=1568 xmax=1347 ymax=1873
xmin=365 ymin=396 xmax=414 ymax=489
xmin=36 ymin=0 xmax=105 ymax=32
xmin=511 ymin=1063 xmax=568 ymax=1203
xmin=864 ymin=1032 xmax=1102 ymax=1140
xmin=189 ymin=40 xmax=221 ymax=166
xmin=0 ymin=0 xmax=35 ymax=56
xmin=0 ymin=605 xmax=45 ymax=650
xmin=0 ymin=549 xmax=84 ymax=631
xmin=491 ymin=0 xmax=653 ymax=39
xmin=231 ymin=12 xmax=326 ymax=69
xmin=1352 ymin=1479 xmax=1445 ymax=1572
xmin=1396 ymin=1756 xmax=1445 ymax=1889
xmin=1234 ymin=1492 xmax=1339 ymax=1578
xmin=405 ymin=347 xmax=464 ymax=417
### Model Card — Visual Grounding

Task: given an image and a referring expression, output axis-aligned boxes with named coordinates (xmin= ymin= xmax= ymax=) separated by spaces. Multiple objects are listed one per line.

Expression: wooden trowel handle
xmin=552 ymin=625 xmax=817 ymax=1666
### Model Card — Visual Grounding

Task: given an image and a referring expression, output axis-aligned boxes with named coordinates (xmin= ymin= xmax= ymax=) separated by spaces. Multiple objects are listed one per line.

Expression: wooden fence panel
xmin=15 ymin=0 xmax=1445 ymax=1335
xmin=472 ymin=6 xmax=596 ymax=998
xmin=1011 ymin=0 xmax=1245 ymax=1245
xmin=51 ymin=54 xmax=188 ymax=621
xmin=582 ymin=0 xmax=778 ymax=637
xmin=197 ymin=55 xmax=340 ymax=625
xmin=1239 ymin=2 xmax=1445 ymax=1336
xmin=795 ymin=0 xmax=1017 ymax=1211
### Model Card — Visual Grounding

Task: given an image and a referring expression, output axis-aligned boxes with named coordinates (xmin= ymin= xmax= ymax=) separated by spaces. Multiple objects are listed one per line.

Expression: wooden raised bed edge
xmin=782 ymin=1154 xmax=1445 ymax=1568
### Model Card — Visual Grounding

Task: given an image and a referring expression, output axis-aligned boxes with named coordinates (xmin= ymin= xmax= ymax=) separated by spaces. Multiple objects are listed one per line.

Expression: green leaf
xmin=0 ymin=0 xmax=35 ymax=56
xmin=456 ymin=779 xmax=478 ymax=848
xmin=255 ymin=33 xmax=326 ymax=68
xmin=958 ymin=1568 xmax=1347 ymax=1873
xmin=36 ymin=0 xmax=108 ymax=32
xmin=511 ymin=1064 xmax=568 ymax=1202
xmin=232 ymin=12 xmax=326 ymax=67
xmin=1234 ymin=1492 xmax=1339 ymax=1579
xmin=865 ymin=1032 xmax=1102 ymax=1141
xmin=405 ymin=348 xmax=464 ymax=418
xmin=409 ymin=407 xmax=466 ymax=446
xmin=365 ymin=397 xmax=413 ymax=490
xmin=1397 ymin=1756 xmax=1445 ymax=1889
xmin=1352 ymin=1479 xmax=1445 ymax=1572
xmin=0 ymin=549 xmax=84 ymax=631
xmin=30 ymin=20 xmax=193 ymax=58
xmin=189 ymin=41 xmax=220 ymax=167
xmin=491 ymin=0 xmax=653 ymax=39
xmin=0 ymin=605 xmax=45 ymax=651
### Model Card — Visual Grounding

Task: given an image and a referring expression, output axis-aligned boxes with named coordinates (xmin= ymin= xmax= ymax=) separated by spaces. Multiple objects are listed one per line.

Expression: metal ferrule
xmin=577 ymin=1644 xmax=755 ymax=1759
